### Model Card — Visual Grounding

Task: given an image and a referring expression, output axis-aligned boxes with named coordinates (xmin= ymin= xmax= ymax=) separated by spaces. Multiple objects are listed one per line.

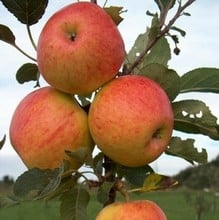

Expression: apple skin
xmin=88 ymin=75 xmax=174 ymax=167
xmin=9 ymin=86 xmax=94 ymax=170
xmin=96 ymin=200 xmax=167 ymax=220
xmin=37 ymin=2 xmax=125 ymax=96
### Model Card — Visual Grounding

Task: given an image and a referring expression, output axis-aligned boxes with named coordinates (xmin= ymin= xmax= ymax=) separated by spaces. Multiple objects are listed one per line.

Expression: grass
xmin=0 ymin=189 xmax=218 ymax=220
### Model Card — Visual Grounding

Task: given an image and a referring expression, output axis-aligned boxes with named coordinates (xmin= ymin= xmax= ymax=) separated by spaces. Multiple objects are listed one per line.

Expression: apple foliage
xmin=0 ymin=0 xmax=219 ymax=219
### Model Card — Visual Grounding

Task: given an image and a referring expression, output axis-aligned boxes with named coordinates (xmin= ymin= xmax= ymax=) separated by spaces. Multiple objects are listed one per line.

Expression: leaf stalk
xmin=13 ymin=44 xmax=37 ymax=62
xmin=26 ymin=24 xmax=37 ymax=51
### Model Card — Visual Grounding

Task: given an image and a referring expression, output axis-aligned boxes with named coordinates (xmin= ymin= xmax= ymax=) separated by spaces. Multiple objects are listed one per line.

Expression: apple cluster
xmin=9 ymin=1 xmax=174 ymax=173
xmin=9 ymin=2 xmax=172 ymax=219
xmin=9 ymin=2 xmax=125 ymax=170
xmin=10 ymin=2 xmax=174 ymax=220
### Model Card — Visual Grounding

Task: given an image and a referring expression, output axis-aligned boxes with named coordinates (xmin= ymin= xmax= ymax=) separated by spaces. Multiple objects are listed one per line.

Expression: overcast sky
xmin=0 ymin=0 xmax=219 ymax=179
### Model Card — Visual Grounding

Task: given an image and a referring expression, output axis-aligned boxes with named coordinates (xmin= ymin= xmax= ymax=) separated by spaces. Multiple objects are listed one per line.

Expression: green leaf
xmin=125 ymin=30 xmax=149 ymax=72
xmin=117 ymin=165 xmax=154 ymax=187
xmin=45 ymin=177 xmax=78 ymax=202
xmin=166 ymin=137 xmax=208 ymax=164
xmin=13 ymin=166 xmax=64 ymax=200
xmin=180 ymin=68 xmax=219 ymax=93
xmin=0 ymin=0 xmax=48 ymax=25
xmin=146 ymin=10 xmax=155 ymax=17
xmin=93 ymin=152 xmax=104 ymax=176
xmin=16 ymin=63 xmax=39 ymax=86
xmin=97 ymin=181 xmax=115 ymax=205
xmin=139 ymin=63 xmax=180 ymax=101
xmin=104 ymin=6 xmax=124 ymax=25
xmin=65 ymin=147 xmax=93 ymax=167
xmin=173 ymin=100 xmax=219 ymax=140
xmin=170 ymin=26 xmax=186 ymax=37
xmin=148 ymin=13 xmax=160 ymax=42
xmin=0 ymin=196 xmax=19 ymax=208
xmin=0 ymin=134 xmax=6 ymax=150
xmin=60 ymin=186 xmax=90 ymax=220
xmin=129 ymin=173 xmax=178 ymax=193
xmin=154 ymin=0 xmax=176 ymax=12
xmin=125 ymin=30 xmax=171 ymax=74
xmin=0 ymin=24 xmax=15 ymax=45
xmin=143 ymin=37 xmax=171 ymax=67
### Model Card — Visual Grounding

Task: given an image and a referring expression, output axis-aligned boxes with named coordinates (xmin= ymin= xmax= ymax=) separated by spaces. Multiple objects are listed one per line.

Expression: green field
xmin=0 ymin=190 xmax=218 ymax=220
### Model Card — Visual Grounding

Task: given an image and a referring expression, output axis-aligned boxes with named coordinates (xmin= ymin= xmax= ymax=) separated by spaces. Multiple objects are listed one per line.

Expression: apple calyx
xmin=68 ymin=32 xmax=76 ymax=41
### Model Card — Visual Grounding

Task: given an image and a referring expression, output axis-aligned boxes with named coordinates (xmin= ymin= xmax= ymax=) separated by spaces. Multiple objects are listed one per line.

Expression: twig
xmin=126 ymin=0 xmax=195 ymax=74
xmin=159 ymin=0 xmax=175 ymax=28
xmin=90 ymin=0 xmax=97 ymax=4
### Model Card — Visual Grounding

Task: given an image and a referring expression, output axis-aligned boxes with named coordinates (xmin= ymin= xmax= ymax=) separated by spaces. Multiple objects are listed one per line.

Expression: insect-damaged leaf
xmin=166 ymin=137 xmax=208 ymax=164
xmin=173 ymin=99 xmax=219 ymax=140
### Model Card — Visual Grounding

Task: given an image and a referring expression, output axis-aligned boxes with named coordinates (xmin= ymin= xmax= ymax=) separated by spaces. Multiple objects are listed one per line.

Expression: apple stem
xmin=115 ymin=180 xmax=130 ymax=202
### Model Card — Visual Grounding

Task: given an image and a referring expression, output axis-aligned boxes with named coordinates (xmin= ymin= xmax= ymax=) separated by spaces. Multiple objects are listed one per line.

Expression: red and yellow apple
xmin=9 ymin=86 xmax=94 ymax=170
xmin=37 ymin=2 xmax=125 ymax=95
xmin=88 ymin=75 xmax=174 ymax=167
xmin=96 ymin=200 xmax=167 ymax=220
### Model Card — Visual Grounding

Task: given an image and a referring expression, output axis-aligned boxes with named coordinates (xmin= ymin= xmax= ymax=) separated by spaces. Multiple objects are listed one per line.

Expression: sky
xmin=0 ymin=0 xmax=219 ymax=179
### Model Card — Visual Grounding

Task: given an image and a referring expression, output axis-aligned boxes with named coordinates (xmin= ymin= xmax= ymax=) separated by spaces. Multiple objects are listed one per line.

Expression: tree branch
xmin=90 ymin=0 xmax=97 ymax=4
xmin=126 ymin=0 xmax=195 ymax=74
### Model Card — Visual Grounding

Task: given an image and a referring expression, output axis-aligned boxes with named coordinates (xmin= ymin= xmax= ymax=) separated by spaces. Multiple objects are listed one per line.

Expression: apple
xmin=37 ymin=2 xmax=125 ymax=96
xmin=88 ymin=75 xmax=174 ymax=167
xmin=96 ymin=200 xmax=167 ymax=220
xmin=9 ymin=86 xmax=94 ymax=170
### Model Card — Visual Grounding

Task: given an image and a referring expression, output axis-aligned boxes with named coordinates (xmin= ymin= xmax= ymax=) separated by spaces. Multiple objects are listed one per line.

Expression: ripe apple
xmin=37 ymin=2 xmax=125 ymax=96
xmin=9 ymin=86 xmax=94 ymax=170
xmin=96 ymin=200 xmax=167 ymax=220
xmin=88 ymin=75 xmax=174 ymax=167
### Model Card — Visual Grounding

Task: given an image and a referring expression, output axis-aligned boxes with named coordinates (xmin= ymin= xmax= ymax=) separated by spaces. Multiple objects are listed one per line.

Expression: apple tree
xmin=0 ymin=0 xmax=219 ymax=219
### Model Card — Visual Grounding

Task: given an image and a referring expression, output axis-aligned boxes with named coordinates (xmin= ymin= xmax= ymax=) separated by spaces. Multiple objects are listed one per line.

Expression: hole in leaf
xmin=136 ymin=52 xmax=140 ymax=57
xmin=182 ymin=110 xmax=188 ymax=117
xmin=196 ymin=111 xmax=203 ymax=118
xmin=189 ymin=114 xmax=195 ymax=119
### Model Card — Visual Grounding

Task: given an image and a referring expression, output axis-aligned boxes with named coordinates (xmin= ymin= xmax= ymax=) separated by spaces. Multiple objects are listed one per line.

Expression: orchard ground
xmin=1 ymin=0 xmax=219 ymax=179
xmin=0 ymin=188 xmax=218 ymax=220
